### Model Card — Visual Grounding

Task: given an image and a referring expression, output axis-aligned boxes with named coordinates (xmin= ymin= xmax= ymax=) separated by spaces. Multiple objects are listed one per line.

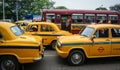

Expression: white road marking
xmin=45 ymin=54 xmax=57 ymax=57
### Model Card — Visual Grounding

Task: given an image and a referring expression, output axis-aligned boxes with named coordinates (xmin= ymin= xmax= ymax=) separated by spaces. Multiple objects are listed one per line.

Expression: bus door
xmin=61 ymin=15 xmax=67 ymax=30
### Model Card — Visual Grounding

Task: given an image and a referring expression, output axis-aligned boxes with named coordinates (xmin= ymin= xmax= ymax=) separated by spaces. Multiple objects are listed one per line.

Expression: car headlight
xmin=57 ymin=41 xmax=62 ymax=48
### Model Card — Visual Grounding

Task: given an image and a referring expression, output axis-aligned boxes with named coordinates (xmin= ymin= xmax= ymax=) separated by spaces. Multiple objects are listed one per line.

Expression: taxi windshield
xmin=81 ymin=27 xmax=94 ymax=37
xmin=11 ymin=26 xmax=24 ymax=36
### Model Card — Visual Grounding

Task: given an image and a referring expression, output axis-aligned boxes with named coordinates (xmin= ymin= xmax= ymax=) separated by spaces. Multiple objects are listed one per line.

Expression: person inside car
xmin=31 ymin=26 xmax=38 ymax=32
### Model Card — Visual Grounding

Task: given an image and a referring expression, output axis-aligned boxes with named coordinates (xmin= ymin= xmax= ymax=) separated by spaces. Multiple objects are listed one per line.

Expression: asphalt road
xmin=23 ymin=49 xmax=120 ymax=70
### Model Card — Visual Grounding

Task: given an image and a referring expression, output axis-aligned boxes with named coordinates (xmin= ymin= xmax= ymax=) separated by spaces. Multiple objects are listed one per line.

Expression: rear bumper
xmin=34 ymin=54 xmax=43 ymax=62
xmin=34 ymin=48 xmax=44 ymax=62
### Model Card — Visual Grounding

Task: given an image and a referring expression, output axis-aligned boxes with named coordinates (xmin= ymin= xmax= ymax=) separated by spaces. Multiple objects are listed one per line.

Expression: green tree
xmin=55 ymin=6 xmax=68 ymax=9
xmin=0 ymin=0 xmax=17 ymax=20
xmin=109 ymin=4 xmax=120 ymax=12
xmin=20 ymin=0 xmax=55 ymax=14
xmin=0 ymin=0 xmax=55 ymax=21
xmin=95 ymin=6 xmax=107 ymax=10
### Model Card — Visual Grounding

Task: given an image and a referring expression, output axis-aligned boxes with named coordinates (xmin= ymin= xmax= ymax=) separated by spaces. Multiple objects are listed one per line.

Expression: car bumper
xmin=34 ymin=54 xmax=43 ymax=62
xmin=55 ymin=46 xmax=68 ymax=58
xmin=34 ymin=48 xmax=44 ymax=62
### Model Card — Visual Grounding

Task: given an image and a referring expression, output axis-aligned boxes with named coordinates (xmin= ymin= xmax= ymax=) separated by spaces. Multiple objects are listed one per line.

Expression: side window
xmin=21 ymin=23 xmax=28 ymax=26
xmin=112 ymin=28 xmax=120 ymax=37
xmin=94 ymin=29 xmax=109 ymax=38
xmin=40 ymin=25 xmax=54 ymax=32
xmin=30 ymin=25 xmax=38 ymax=32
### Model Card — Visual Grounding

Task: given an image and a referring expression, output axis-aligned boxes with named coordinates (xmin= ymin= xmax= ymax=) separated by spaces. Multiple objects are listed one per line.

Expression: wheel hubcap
xmin=1 ymin=60 xmax=15 ymax=70
xmin=71 ymin=53 xmax=82 ymax=64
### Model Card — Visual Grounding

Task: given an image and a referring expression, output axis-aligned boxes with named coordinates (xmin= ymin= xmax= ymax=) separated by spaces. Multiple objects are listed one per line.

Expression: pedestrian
xmin=66 ymin=16 xmax=72 ymax=32
xmin=108 ymin=20 xmax=111 ymax=24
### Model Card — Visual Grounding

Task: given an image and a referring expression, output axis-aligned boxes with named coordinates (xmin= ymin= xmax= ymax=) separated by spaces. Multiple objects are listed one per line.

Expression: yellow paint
xmin=56 ymin=24 xmax=120 ymax=59
xmin=0 ymin=22 xmax=43 ymax=64
xmin=25 ymin=22 xmax=72 ymax=46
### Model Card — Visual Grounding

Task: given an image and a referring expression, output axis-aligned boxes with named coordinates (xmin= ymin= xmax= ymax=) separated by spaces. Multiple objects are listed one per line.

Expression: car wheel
xmin=51 ymin=41 xmax=57 ymax=49
xmin=0 ymin=56 xmax=19 ymax=70
xmin=68 ymin=50 xmax=85 ymax=66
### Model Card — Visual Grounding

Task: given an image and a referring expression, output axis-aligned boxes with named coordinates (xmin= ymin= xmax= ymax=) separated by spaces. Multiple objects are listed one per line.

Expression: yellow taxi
xmin=25 ymin=22 xmax=72 ymax=49
xmin=56 ymin=24 xmax=120 ymax=65
xmin=15 ymin=20 xmax=32 ymax=30
xmin=0 ymin=22 xmax=44 ymax=70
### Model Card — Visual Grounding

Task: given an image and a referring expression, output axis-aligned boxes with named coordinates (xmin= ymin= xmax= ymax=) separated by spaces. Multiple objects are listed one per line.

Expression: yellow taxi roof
xmin=0 ymin=22 xmax=17 ymax=40
xmin=88 ymin=23 xmax=120 ymax=29
xmin=16 ymin=20 xmax=31 ymax=24
xmin=28 ymin=22 xmax=60 ymax=31
xmin=30 ymin=22 xmax=56 ymax=25
xmin=0 ymin=22 xmax=15 ymax=28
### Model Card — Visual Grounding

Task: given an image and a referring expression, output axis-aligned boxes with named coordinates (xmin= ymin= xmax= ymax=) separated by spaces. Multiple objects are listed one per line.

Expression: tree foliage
xmin=20 ymin=0 xmax=55 ymax=14
xmin=109 ymin=4 xmax=120 ymax=12
xmin=54 ymin=6 xmax=68 ymax=9
xmin=95 ymin=7 xmax=107 ymax=10
xmin=0 ymin=0 xmax=55 ymax=21
xmin=0 ymin=0 xmax=17 ymax=19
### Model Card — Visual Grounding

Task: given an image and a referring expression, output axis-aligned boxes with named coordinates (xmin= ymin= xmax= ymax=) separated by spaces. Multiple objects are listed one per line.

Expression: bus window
xmin=56 ymin=15 xmax=61 ymax=23
xmin=46 ymin=13 xmax=55 ymax=22
xmin=97 ymin=14 xmax=107 ymax=23
xmin=72 ymin=14 xmax=83 ymax=24
xmin=85 ymin=14 xmax=95 ymax=23
xmin=109 ymin=15 xmax=118 ymax=24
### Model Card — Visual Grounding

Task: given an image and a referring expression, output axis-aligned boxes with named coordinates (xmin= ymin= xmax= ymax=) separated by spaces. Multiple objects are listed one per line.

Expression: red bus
xmin=41 ymin=9 xmax=120 ymax=34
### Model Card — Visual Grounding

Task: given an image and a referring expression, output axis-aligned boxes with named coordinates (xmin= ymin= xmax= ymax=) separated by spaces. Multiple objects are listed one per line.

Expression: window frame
xmin=94 ymin=28 xmax=109 ymax=38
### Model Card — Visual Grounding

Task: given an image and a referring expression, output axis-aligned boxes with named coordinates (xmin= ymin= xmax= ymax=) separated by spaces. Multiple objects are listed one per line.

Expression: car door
xmin=90 ymin=28 xmax=111 ymax=57
xmin=0 ymin=32 xmax=6 ymax=52
xmin=111 ymin=28 xmax=120 ymax=56
xmin=39 ymin=24 xmax=57 ymax=45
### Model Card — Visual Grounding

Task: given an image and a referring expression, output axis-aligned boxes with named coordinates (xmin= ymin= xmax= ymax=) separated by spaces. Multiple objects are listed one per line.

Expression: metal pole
xmin=3 ymin=0 xmax=5 ymax=21
xmin=16 ymin=0 xmax=18 ymax=21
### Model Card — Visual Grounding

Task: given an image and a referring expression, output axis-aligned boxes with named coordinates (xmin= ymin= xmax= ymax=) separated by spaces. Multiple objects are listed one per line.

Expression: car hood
xmin=13 ymin=35 xmax=42 ymax=45
xmin=56 ymin=30 xmax=72 ymax=36
xmin=58 ymin=35 xmax=91 ymax=45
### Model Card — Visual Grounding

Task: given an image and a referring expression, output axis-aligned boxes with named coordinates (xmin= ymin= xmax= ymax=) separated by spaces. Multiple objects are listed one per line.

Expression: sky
xmin=52 ymin=0 xmax=120 ymax=10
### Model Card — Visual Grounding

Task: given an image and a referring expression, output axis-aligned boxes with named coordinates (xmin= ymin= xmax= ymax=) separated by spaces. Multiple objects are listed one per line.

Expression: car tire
xmin=0 ymin=56 xmax=19 ymax=70
xmin=51 ymin=41 xmax=57 ymax=49
xmin=68 ymin=50 xmax=85 ymax=66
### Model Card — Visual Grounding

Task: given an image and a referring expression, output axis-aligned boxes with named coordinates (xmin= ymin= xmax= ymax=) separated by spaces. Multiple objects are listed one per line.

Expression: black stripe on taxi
xmin=0 ymin=46 xmax=39 ymax=49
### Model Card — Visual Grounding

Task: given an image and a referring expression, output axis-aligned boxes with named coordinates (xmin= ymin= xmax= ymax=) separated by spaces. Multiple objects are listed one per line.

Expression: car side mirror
xmin=0 ymin=34 xmax=3 ymax=38
xmin=91 ymin=35 xmax=96 ymax=40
